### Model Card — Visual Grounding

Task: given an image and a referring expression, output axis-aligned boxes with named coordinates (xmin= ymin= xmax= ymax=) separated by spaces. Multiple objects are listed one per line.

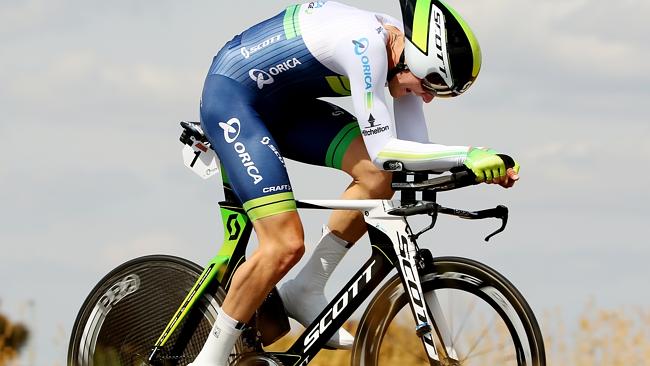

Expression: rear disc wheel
xmin=68 ymin=255 xmax=225 ymax=366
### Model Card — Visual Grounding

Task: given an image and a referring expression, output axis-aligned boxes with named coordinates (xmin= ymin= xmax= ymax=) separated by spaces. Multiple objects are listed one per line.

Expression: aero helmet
xmin=398 ymin=0 xmax=482 ymax=97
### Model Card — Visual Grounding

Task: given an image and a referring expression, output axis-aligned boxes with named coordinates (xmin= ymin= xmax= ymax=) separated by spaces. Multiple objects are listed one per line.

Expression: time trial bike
xmin=68 ymin=121 xmax=545 ymax=366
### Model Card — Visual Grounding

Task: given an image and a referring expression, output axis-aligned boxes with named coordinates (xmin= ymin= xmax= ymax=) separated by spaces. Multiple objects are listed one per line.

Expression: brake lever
xmin=483 ymin=205 xmax=509 ymax=242
xmin=410 ymin=208 xmax=439 ymax=241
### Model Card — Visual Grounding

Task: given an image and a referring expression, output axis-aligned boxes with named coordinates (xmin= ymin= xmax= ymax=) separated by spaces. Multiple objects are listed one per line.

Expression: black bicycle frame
xmin=149 ymin=197 xmax=407 ymax=365
xmin=153 ymin=122 xmax=511 ymax=364
xmin=150 ymin=169 xmax=446 ymax=365
xmin=269 ymin=224 xmax=399 ymax=366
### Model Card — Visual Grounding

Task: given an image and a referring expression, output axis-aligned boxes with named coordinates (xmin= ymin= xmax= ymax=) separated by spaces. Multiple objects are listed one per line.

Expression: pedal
xmin=256 ymin=287 xmax=291 ymax=346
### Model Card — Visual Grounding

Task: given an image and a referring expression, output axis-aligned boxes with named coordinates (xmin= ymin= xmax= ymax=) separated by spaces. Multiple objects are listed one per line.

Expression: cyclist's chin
xmin=421 ymin=93 xmax=434 ymax=103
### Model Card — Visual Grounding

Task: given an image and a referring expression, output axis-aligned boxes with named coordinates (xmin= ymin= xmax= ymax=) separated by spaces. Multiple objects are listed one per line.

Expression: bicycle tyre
xmin=68 ymin=255 xmax=224 ymax=366
xmin=352 ymin=256 xmax=545 ymax=366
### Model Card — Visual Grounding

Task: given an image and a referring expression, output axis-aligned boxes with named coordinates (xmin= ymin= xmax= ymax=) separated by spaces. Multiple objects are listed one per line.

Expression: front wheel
xmin=68 ymin=255 xmax=223 ymax=366
xmin=352 ymin=256 xmax=545 ymax=365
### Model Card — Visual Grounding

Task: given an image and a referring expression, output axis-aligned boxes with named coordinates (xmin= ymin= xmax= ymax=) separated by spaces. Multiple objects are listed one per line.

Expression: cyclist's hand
xmin=499 ymin=167 xmax=520 ymax=188
xmin=464 ymin=148 xmax=520 ymax=187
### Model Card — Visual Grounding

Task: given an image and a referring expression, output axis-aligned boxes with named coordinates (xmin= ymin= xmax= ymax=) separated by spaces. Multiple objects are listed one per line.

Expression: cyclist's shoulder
xmin=301 ymin=1 xmax=389 ymax=33
xmin=300 ymin=1 xmax=392 ymax=60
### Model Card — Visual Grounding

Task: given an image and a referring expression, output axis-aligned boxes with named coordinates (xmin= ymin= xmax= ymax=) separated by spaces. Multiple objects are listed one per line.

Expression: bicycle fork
xmin=366 ymin=209 xmax=459 ymax=365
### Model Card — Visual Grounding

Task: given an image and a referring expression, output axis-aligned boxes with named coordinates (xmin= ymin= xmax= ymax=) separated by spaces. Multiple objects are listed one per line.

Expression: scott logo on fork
xmin=397 ymin=234 xmax=438 ymax=358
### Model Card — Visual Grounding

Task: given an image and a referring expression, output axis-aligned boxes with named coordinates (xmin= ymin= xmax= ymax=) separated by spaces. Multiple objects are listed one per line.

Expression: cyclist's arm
xmin=337 ymin=33 xmax=470 ymax=172
xmin=393 ymin=94 xmax=428 ymax=143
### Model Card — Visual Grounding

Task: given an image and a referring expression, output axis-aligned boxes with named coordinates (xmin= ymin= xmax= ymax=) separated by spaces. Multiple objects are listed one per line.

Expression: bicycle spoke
xmin=351 ymin=258 xmax=543 ymax=366
xmin=451 ymin=295 xmax=478 ymax=347
xmin=462 ymin=340 xmax=510 ymax=361
xmin=448 ymin=290 xmax=455 ymax=351
xmin=382 ymin=321 xmax=431 ymax=365
xmin=459 ymin=315 xmax=497 ymax=363
xmin=383 ymin=337 xmax=430 ymax=364
xmin=465 ymin=351 xmax=518 ymax=364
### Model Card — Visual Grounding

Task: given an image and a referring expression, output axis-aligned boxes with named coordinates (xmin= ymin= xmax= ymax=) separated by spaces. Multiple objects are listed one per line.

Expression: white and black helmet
xmin=396 ymin=0 xmax=482 ymax=97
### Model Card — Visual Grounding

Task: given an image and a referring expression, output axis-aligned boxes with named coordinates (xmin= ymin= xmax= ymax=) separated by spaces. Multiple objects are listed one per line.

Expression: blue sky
xmin=1 ymin=0 xmax=648 ymax=363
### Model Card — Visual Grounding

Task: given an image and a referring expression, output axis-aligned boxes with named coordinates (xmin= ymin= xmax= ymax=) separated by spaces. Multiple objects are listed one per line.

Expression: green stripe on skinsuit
xmin=283 ymin=6 xmax=296 ymax=39
xmin=325 ymin=122 xmax=362 ymax=169
xmin=246 ymin=200 xmax=297 ymax=221
xmin=243 ymin=192 xmax=297 ymax=221
xmin=283 ymin=5 xmax=301 ymax=39
xmin=377 ymin=150 xmax=467 ymax=160
xmin=220 ymin=162 xmax=230 ymax=185
xmin=366 ymin=92 xmax=373 ymax=110
xmin=326 ymin=76 xmax=352 ymax=96
xmin=293 ymin=6 xmax=302 ymax=36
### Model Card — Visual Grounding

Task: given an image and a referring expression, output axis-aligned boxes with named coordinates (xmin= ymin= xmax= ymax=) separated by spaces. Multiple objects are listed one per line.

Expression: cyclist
xmin=190 ymin=1 xmax=519 ymax=365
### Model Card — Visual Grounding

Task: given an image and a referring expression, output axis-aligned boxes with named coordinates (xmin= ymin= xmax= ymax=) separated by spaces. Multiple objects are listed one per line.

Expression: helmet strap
xmin=387 ymin=51 xmax=408 ymax=82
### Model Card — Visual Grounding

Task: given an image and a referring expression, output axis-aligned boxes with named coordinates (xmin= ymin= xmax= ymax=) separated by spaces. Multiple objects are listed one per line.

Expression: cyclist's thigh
xmin=200 ymin=74 xmax=296 ymax=222
xmin=263 ymin=98 xmax=362 ymax=171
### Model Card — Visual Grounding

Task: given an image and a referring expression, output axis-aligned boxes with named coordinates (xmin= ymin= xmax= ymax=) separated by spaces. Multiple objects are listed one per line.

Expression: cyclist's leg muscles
xmin=263 ymin=99 xmax=389 ymax=348
xmin=329 ymin=136 xmax=393 ymax=242
xmin=201 ymin=75 xmax=304 ymax=322
xmin=269 ymin=99 xmax=392 ymax=243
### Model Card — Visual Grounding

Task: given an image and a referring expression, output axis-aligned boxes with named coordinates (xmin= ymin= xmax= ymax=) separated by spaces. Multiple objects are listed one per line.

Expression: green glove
xmin=464 ymin=148 xmax=507 ymax=182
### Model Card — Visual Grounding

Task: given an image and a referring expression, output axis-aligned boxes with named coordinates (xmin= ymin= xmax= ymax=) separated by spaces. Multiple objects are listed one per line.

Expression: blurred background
xmin=1 ymin=0 xmax=648 ymax=364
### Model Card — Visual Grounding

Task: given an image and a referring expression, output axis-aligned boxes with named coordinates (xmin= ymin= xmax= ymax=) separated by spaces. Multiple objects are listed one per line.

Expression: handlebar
xmin=388 ymin=202 xmax=509 ymax=242
xmin=180 ymin=121 xmax=211 ymax=147
xmin=386 ymin=158 xmax=516 ymax=242
xmin=389 ymin=154 xmax=516 ymax=193
xmin=178 ymin=121 xmax=511 ymax=241
xmin=391 ymin=169 xmax=478 ymax=193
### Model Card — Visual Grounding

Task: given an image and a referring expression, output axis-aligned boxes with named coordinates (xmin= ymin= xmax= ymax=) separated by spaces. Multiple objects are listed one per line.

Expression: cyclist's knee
xmin=262 ymin=232 xmax=304 ymax=277
xmin=254 ymin=211 xmax=305 ymax=275
xmin=274 ymin=235 xmax=305 ymax=275
xmin=357 ymin=165 xmax=393 ymax=199
xmin=341 ymin=138 xmax=393 ymax=199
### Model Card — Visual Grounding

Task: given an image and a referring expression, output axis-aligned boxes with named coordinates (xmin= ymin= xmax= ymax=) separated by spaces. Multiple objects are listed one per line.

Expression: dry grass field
xmin=0 ymin=313 xmax=29 ymax=365
xmin=542 ymin=303 xmax=650 ymax=365
xmin=2 ymin=304 xmax=650 ymax=365
xmin=266 ymin=303 xmax=650 ymax=366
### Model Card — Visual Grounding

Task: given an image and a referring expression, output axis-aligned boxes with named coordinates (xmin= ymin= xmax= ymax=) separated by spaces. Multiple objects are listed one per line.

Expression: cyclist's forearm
xmin=373 ymin=138 xmax=469 ymax=171
xmin=337 ymin=31 xmax=470 ymax=173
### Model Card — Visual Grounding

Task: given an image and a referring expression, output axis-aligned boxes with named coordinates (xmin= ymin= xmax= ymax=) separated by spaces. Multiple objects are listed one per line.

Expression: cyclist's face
xmin=388 ymin=71 xmax=435 ymax=103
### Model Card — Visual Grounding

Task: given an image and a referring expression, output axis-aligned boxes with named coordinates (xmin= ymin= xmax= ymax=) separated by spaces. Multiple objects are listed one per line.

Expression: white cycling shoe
xmin=279 ymin=278 xmax=355 ymax=350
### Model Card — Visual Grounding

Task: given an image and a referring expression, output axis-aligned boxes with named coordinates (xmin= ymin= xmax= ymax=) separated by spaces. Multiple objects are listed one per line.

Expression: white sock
xmin=279 ymin=226 xmax=354 ymax=349
xmin=189 ymin=310 xmax=243 ymax=366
